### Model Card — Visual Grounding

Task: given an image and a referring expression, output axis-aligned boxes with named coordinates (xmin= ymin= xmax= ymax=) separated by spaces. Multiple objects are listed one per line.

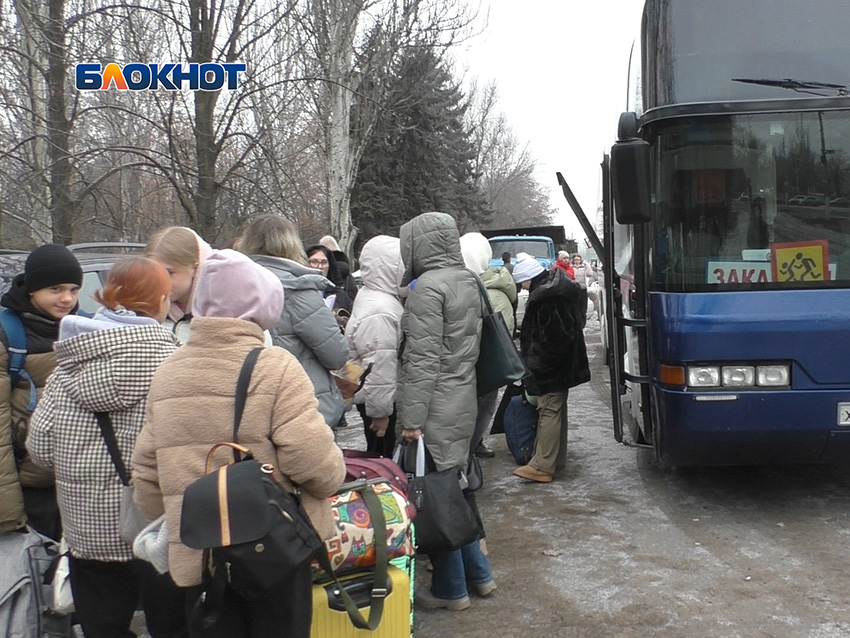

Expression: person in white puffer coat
xmin=344 ymin=236 xmax=404 ymax=457
xmin=459 ymin=232 xmax=517 ymax=459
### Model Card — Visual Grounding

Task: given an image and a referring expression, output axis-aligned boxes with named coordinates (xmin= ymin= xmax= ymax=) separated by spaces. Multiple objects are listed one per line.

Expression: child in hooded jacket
xmin=27 ymin=257 xmax=186 ymax=638
xmin=0 ymin=244 xmax=83 ymax=540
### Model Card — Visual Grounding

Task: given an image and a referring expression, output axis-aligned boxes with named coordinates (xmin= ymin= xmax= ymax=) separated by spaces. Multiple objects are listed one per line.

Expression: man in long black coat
xmin=511 ymin=252 xmax=590 ymax=482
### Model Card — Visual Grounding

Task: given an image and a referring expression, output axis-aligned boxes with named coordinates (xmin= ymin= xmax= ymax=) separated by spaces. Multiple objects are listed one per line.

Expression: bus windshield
xmin=650 ymin=112 xmax=850 ymax=291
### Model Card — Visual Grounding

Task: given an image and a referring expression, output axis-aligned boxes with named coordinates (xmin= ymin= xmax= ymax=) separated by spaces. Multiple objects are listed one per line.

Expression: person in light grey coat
xmin=398 ymin=212 xmax=495 ymax=611
xmin=345 ymin=235 xmax=404 ymax=456
xmin=254 ymin=255 xmax=348 ymax=427
xmin=239 ymin=215 xmax=348 ymax=429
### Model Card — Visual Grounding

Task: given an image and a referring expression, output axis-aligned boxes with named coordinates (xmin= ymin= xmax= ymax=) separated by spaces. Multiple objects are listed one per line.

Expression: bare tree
xmin=467 ymin=79 xmax=555 ymax=228
xmin=300 ymin=0 xmax=479 ymax=255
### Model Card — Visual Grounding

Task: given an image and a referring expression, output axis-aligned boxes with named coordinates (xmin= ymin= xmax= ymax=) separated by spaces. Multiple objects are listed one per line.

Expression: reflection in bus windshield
xmin=650 ymin=112 xmax=850 ymax=290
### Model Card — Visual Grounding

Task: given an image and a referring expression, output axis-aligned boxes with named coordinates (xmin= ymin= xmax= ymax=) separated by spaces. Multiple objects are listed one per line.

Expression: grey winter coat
xmin=345 ymin=236 xmax=404 ymax=419
xmin=398 ymin=213 xmax=482 ymax=471
xmin=252 ymin=256 xmax=347 ymax=427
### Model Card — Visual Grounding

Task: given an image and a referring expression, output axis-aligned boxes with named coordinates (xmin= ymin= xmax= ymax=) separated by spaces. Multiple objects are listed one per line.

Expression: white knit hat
xmin=133 ymin=515 xmax=169 ymax=574
xmin=512 ymin=252 xmax=545 ymax=283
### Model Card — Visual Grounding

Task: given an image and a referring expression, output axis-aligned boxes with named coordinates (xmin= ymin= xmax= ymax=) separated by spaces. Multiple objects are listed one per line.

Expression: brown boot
xmin=513 ymin=464 xmax=554 ymax=483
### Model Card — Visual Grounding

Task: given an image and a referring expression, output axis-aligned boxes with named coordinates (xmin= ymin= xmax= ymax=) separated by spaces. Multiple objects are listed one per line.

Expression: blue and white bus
xmin=565 ymin=0 xmax=850 ymax=465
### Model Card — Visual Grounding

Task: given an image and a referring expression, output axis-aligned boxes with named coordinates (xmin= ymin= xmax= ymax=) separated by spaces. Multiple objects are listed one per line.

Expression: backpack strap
xmin=231 ymin=347 xmax=263 ymax=461
xmin=0 ymin=308 xmax=38 ymax=413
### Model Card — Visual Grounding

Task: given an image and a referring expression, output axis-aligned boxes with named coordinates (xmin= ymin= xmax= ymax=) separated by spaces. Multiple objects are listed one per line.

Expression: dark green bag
xmin=470 ymin=270 xmax=528 ymax=397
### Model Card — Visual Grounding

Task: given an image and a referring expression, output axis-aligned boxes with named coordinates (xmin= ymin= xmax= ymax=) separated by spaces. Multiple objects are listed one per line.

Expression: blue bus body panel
xmin=648 ymin=290 xmax=850 ymax=465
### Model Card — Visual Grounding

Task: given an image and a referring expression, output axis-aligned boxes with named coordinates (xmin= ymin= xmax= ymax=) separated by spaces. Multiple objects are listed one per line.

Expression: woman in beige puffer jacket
xmin=132 ymin=249 xmax=345 ymax=638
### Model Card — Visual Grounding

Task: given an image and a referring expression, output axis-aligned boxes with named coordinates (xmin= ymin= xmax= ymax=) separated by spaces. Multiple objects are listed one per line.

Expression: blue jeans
xmin=429 ymin=540 xmax=492 ymax=600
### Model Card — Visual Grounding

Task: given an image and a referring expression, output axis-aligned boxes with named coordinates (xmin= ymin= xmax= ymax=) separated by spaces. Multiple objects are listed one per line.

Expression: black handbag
xmin=470 ymin=270 xmax=528 ymax=397
xmin=405 ymin=438 xmax=481 ymax=555
xmin=466 ymin=452 xmax=483 ymax=492
xmin=180 ymin=348 xmax=323 ymax=601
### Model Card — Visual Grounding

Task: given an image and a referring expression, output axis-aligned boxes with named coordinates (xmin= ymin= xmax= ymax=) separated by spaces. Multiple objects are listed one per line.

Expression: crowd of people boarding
xmin=0 ymin=212 xmax=593 ymax=637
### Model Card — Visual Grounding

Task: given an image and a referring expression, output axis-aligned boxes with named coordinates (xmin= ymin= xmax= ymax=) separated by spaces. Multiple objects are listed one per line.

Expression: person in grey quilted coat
xmin=397 ymin=212 xmax=496 ymax=611
xmin=240 ymin=216 xmax=347 ymax=428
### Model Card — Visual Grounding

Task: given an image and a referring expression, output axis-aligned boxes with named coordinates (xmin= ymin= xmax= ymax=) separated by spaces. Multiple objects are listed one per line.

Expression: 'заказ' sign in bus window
xmin=707 ymin=247 xmax=837 ymax=284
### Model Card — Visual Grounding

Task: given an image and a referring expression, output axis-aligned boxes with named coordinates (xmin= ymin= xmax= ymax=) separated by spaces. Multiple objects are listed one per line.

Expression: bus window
xmin=649 ymin=112 xmax=850 ymax=290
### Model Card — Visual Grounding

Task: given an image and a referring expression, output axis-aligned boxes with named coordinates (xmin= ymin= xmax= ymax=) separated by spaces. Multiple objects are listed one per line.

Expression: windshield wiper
xmin=732 ymin=77 xmax=849 ymax=96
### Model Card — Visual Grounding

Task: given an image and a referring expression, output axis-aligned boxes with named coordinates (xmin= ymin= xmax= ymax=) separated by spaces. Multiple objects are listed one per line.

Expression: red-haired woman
xmin=27 ymin=257 xmax=187 ymax=638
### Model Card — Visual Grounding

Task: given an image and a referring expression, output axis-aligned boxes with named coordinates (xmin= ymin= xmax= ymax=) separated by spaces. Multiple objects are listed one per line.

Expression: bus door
xmin=558 ymin=168 xmax=651 ymax=446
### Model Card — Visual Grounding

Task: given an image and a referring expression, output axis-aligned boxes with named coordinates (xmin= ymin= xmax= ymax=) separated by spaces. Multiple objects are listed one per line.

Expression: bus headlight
xmin=688 ymin=366 xmax=720 ymax=387
xmin=756 ymin=365 xmax=790 ymax=386
xmin=722 ymin=366 xmax=755 ymax=387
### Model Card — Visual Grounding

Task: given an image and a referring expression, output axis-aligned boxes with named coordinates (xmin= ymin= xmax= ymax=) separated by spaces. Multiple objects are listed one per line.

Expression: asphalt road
xmin=407 ymin=316 xmax=850 ymax=638
xmin=130 ymin=312 xmax=850 ymax=637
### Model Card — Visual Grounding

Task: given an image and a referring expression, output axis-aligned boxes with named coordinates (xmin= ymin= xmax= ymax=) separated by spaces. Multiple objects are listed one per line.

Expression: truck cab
xmin=487 ymin=235 xmax=557 ymax=270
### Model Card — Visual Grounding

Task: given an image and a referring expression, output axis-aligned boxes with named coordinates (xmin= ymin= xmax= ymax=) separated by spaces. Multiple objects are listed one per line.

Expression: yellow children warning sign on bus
xmin=771 ymin=240 xmax=830 ymax=282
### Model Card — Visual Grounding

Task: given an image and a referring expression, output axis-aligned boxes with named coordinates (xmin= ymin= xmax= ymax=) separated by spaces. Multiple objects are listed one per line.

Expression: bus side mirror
xmin=610 ymin=114 xmax=651 ymax=225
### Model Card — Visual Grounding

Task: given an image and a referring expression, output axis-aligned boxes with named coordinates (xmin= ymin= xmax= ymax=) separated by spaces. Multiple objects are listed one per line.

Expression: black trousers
xmin=185 ymin=562 xmax=313 ymax=638
xmin=69 ymin=556 xmax=188 ymax=638
xmin=357 ymin=403 xmax=397 ymax=458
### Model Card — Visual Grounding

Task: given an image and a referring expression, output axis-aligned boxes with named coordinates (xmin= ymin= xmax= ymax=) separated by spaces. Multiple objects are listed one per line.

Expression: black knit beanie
xmin=24 ymin=244 xmax=83 ymax=293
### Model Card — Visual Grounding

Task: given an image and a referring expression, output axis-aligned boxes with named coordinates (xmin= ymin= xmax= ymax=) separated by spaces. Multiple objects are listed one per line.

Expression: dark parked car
xmin=0 ymin=243 xmax=145 ymax=314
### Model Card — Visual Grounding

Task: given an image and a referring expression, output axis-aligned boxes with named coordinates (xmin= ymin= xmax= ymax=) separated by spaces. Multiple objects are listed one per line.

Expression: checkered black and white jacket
xmin=27 ymin=313 xmax=178 ymax=561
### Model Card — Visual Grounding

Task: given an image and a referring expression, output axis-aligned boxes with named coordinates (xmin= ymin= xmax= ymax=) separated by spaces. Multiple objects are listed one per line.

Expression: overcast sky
xmin=456 ymin=0 xmax=645 ymax=244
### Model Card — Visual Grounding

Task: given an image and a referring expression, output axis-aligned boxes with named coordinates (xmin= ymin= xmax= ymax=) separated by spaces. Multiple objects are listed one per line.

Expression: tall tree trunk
xmin=194 ymin=90 xmax=219 ymax=240
xmin=321 ymin=0 xmax=359 ymax=256
xmin=45 ymin=0 xmax=73 ymax=244
xmin=12 ymin=0 xmax=53 ymax=244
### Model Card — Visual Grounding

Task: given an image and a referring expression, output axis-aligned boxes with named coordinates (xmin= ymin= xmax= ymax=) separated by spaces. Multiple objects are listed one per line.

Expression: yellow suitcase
xmin=311 ymin=564 xmax=411 ymax=638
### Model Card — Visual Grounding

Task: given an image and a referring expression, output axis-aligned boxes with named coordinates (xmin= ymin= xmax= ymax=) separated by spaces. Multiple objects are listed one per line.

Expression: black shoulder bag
xmin=181 ymin=348 xmax=389 ymax=631
xmin=95 ymin=411 xmax=147 ymax=545
xmin=469 ymin=269 xmax=528 ymax=397
xmin=180 ymin=348 xmax=323 ymax=603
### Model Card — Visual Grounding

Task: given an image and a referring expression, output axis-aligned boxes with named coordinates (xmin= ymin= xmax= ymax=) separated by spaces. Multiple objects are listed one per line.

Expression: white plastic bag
xmin=51 ymin=538 xmax=74 ymax=615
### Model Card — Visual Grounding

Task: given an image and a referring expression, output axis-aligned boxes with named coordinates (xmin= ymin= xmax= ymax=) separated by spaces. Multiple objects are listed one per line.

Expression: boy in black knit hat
xmin=0 ymin=244 xmax=82 ymax=539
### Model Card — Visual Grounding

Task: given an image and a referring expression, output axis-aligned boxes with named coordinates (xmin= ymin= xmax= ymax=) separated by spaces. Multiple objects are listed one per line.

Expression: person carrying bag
xmin=131 ymin=249 xmax=346 ymax=638
xmin=180 ymin=348 xmax=324 ymax=609
xmin=396 ymin=213 xmax=496 ymax=612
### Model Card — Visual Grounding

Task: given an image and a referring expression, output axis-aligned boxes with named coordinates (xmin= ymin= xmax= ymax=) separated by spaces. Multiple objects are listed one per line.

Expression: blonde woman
xmin=145 ymin=226 xmax=213 ymax=343
xmin=240 ymin=216 xmax=348 ymax=428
